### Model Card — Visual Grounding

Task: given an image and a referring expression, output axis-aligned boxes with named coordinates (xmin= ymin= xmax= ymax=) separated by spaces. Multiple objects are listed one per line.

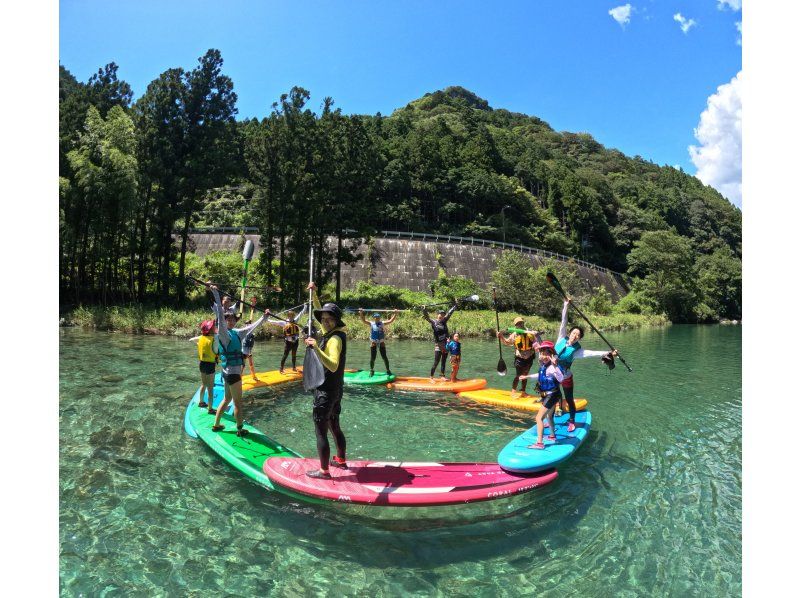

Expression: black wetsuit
xmin=312 ymin=329 xmax=347 ymax=468
xmin=423 ymin=304 xmax=457 ymax=377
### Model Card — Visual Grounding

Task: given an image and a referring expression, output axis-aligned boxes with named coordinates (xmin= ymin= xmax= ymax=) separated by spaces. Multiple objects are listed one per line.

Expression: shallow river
xmin=59 ymin=324 xmax=741 ymax=596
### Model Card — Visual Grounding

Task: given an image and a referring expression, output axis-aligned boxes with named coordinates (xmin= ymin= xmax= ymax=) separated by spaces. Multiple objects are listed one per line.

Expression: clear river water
xmin=59 ymin=324 xmax=741 ymax=596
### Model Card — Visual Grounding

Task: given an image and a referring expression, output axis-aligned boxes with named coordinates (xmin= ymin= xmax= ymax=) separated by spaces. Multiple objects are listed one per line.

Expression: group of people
xmin=193 ymin=283 xmax=616 ymax=479
xmin=497 ymin=299 xmax=616 ymax=449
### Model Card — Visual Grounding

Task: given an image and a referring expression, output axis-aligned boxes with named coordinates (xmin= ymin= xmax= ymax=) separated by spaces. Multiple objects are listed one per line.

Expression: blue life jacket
xmin=555 ymin=338 xmax=581 ymax=371
xmin=537 ymin=364 xmax=560 ymax=394
xmin=220 ymin=331 xmax=244 ymax=369
xmin=370 ymin=321 xmax=385 ymax=342
xmin=445 ymin=340 xmax=461 ymax=355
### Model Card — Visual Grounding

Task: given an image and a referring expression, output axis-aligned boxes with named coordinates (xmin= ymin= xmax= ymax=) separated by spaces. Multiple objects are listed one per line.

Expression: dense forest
xmin=59 ymin=49 xmax=742 ymax=322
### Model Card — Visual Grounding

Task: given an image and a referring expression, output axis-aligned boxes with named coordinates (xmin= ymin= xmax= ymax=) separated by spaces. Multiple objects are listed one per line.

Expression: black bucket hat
xmin=314 ymin=303 xmax=345 ymax=327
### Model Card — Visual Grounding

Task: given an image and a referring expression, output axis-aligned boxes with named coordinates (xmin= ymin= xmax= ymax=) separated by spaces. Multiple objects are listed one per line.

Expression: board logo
xmin=337 ymin=495 xmax=352 ymax=502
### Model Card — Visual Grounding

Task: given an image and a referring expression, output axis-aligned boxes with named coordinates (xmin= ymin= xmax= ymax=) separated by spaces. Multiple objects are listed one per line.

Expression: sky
xmin=59 ymin=0 xmax=742 ymax=206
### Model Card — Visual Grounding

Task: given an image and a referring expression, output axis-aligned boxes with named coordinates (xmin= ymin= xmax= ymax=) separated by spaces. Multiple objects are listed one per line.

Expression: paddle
xmin=343 ymin=307 xmax=412 ymax=314
xmin=238 ymin=240 xmax=255 ymax=318
xmin=492 ymin=287 xmax=507 ymax=376
xmin=420 ymin=294 xmax=481 ymax=310
xmin=546 ymin=272 xmax=632 ymax=372
xmin=185 ymin=275 xmax=293 ymax=323
xmin=302 ymin=246 xmax=326 ymax=391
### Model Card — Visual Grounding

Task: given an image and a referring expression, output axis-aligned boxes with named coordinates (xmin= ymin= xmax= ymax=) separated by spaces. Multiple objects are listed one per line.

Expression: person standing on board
xmin=520 ymin=341 xmax=564 ymax=449
xmin=207 ymin=284 xmax=269 ymax=437
xmin=195 ymin=320 xmax=218 ymax=413
xmin=278 ymin=311 xmax=301 ymax=374
xmin=357 ymin=309 xmax=398 ymax=377
xmin=304 ymin=282 xmax=348 ymax=479
xmin=445 ymin=333 xmax=462 ymax=382
xmin=497 ymin=317 xmax=542 ymax=398
xmin=555 ymin=298 xmax=617 ymax=432
xmin=422 ymin=302 xmax=458 ymax=381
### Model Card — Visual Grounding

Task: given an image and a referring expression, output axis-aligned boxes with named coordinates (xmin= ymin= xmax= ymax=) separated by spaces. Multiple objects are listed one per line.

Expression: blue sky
xmin=60 ymin=0 xmax=742 ymax=203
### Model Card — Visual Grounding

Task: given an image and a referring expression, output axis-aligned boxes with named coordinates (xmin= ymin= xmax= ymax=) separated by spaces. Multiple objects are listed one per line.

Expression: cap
xmin=372 ymin=313 xmax=381 ymax=319
xmin=513 ymin=317 xmax=525 ymax=326
xmin=200 ymin=320 xmax=215 ymax=335
xmin=538 ymin=340 xmax=555 ymax=352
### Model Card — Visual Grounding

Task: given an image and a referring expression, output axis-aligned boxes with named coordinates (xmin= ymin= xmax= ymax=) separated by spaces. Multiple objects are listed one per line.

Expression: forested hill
xmin=59 ymin=55 xmax=741 ymax=322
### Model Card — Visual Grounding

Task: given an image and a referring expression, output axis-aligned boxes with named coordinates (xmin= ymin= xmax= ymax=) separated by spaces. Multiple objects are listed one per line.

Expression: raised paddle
xmin=420 ymin=295 xmax=481 ymax=310
xmin=546 ymin=272 xmax=632 ymax=372
xmin=238 ymin=240 xmax=255 ymax=318
xmin=185 ymin=275 xmax=293 ymax=323
xmin=492 ymin=287 xmax=507 ymax=376
xmin=302 ymin=246 xmax=326 ymax=391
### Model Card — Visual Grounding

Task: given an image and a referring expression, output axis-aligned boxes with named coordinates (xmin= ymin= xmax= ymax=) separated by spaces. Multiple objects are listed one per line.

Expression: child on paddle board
xmin=422 ymin=302 xmax=458 ymax=381
xmin=556 ymin=298 xmax=616 ymax=432
xmin=358 ymin=309 xmax=398 ymax=376
xmin=207 ymin=284 xmax=270 ymax=437
xmin=520 ymin=340 xmax=564 ymax=449
xmin=278 ymin=311 xmax=301 ymax=374
xmin=195 ymin=320 xmax=218 ymax=413
xmin=497 ymin=317 xmax=542 ymax=398
xmin=445 ymin=333 xmax=461 ymax=382
xmin=304 ymin=282 xmax=348 ymax=479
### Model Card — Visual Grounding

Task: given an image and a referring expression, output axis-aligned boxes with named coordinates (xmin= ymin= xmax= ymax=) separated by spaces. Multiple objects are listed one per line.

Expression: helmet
xmin=372 ymin=313 xmax=381 ymax=319
xmin=314 ymin=303 xmax=344 ymax=326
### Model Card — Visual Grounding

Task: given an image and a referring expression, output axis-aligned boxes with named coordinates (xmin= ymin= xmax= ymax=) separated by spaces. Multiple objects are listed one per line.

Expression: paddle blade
xmin=242 ymin=239 xmax=255 ymax=261
xmin=468 ymin=294 xmax=480 ymax=302
xmin=302 ymin=349 xmax=326 ymax=391
xmin=497 ymin=358 xmax=507 ymax=376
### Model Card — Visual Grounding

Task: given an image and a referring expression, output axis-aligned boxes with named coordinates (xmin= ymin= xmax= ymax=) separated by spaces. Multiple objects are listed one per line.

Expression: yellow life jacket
xmin=198 ymin=335 xmax=217 ymax=363
xmin=514 ymin=333 xmax=535 ymax=353
xmin=283 ymin=322 xmax=300 ymax=340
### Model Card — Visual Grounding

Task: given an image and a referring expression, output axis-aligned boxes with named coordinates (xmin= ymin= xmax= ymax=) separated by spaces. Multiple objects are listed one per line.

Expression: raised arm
xmin=384 ymin=310 xmax=398 ymax=325
xmin=571 ymin=348 xmax=608 ymax=360
xmin=235 ymin=310 xmax=269 ymax=341
xmin=557 ymin=300 xmax=569 ymax=342
xmin=442 ymin=302 xmax=457 ymax=323
xmin=358 ymin=309 xmax=370 ymax=327
xmin=211 ymin=287 xmax=231 ymax=346
xmin=421 ymin=307 xmax=434 ymax=324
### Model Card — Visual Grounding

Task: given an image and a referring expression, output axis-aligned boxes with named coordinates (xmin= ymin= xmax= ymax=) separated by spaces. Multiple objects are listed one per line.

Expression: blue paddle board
xmin=497 ymin=411 xmax=592 ymax=473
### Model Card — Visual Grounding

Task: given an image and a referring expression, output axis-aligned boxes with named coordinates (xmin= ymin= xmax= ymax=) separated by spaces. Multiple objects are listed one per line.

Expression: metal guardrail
xmin=181 ymin=227 xmax=626 ymax=278
xmin=376 ymin=230 xmax=626 ymax=277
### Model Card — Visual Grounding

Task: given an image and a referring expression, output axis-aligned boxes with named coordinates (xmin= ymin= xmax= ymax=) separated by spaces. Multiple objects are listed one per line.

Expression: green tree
xmin=627 ymin=230 xmax=698 ymax=321
xmin=695 ymin=247 xmax=742 ymax=319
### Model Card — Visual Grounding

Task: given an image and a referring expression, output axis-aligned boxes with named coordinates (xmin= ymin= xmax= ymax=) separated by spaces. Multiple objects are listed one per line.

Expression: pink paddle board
xmin=263 ymin=458 xmax=558 ymax=506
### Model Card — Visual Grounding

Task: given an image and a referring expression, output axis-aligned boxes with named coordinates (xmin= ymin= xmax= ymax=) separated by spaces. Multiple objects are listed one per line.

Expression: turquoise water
xmin=60 ymin=325 xmax=741 ymax=596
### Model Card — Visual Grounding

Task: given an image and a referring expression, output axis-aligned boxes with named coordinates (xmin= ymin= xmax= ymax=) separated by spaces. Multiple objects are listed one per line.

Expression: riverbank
xmin=62 ymin=305 xmax=669 ymax=340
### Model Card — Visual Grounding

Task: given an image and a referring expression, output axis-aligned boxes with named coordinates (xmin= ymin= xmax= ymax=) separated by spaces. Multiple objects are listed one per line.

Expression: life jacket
xmin=219 ymin=331 xmax=244 ymax=370
xmin=283 ymin=322 xmax=300 ymax=342
xmin=514 ymin=333 xmax=536 ymax=358
xmin=537 ymin=363 xmax=560 ymax=395
xmin=318 ymin=328 xmax=347 ymax=394
xmin=555 ymin=338 xmax=580 ymax=371
xmin=370 ymin=321 xmax=385 ymax=342
xmin=197 ymin=334 xmax=217 ymax=363
xmin=446 ymin=340 xmax=461 ymax=355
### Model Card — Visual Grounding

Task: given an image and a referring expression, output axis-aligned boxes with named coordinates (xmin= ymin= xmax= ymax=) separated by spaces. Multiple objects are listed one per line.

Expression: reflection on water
xmin=60 ymin=325 xmax=741 ymax=595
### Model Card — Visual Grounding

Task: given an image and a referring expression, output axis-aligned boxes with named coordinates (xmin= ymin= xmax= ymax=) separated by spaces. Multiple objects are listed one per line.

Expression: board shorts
xmin=560 ymin=373 xmax=574 ymax=389
xmin=312 ymin=388 xmax=343 ymax=423
xmin=514 ymin=355 xmax=534 ymax=370
xmin=199 ymin=361 xmax=216 ymax=375
xmin=542 ymin=389 xmax=563 ymax=409
xmin=284 ymin=339 xmax=299 ymax=348
xmin=434 ymin=341 xmax=447 ymax=353
xmin=223 ymin=373 xmax=242 ymax=385
xmin=450 ymin=354 xmax=461 ymax=366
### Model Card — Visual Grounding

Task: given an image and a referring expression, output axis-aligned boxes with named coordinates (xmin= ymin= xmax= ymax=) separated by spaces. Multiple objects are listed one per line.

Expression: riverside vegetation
xmin=60 ymin=50 xmax=740 ymax=324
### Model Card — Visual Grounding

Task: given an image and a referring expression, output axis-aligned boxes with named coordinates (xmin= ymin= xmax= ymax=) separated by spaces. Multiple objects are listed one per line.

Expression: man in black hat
xmin=304 ymin=282 xmax=348 ymax=479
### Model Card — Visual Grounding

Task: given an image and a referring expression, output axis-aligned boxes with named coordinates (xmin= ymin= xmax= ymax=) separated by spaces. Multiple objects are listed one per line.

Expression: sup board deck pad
xmin=241 ymin=368 xmax=303 ymax=391
xmin=263 ymin=458 xmax=558 ymax=506
xmin=187 ymin=403 xmax=300 ymax=489
xmin=388 ymin=377 xmax=487 ymax=393
xmin=498 ymin=411 xmax=592 ymax=474
xmin=184 ymin=376 xmax=230 ymax=438
xmin=344 ymin=370 xmax=396 ymax=385
xmin=457 ymin=388 xmax=588 ymax=413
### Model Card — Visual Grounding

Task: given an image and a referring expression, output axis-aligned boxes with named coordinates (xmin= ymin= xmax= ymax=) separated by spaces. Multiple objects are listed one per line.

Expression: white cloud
xmin=673 ymin=13 xmax=697 ymax=34
xmin=689 ymin=71 xmax=742 ymax=207
xmin=717 ymin=0 xmax=742 ymax=10
xmin=609 ymin=4 xmax=632 ymax=27
xmin=735 ymin=21 xmax=742 ymax=45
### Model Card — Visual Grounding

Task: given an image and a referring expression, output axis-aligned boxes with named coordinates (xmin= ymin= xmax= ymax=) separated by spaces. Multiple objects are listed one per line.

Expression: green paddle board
xmin=186 ymin=400 xmax=300 ymax=490
xmin=344 ymin=369 xmax=396 ymax=385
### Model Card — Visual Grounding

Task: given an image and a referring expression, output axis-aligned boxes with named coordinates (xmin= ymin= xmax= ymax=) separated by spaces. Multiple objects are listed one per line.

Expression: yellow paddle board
xmin=457 ymin=388 xmax=588 ymax=413
xmin=241 ymin=368 xmax=303 ymax=391
xmin=388 ymin=377 xmax=487 ymax=393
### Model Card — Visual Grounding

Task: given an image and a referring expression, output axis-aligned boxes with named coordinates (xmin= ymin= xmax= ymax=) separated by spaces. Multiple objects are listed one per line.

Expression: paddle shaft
xmin=547 ymin=274 xmax=632 ymax=372
xmin=492 ymin=287 xmax=507 ymax=374
xmin=185 ymin=275 xmax=291 ymax=323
